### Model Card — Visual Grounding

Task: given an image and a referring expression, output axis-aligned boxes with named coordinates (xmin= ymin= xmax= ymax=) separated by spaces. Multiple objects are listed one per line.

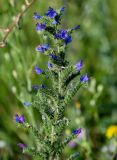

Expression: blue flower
xmin=17 ymin=143 xmax=26 ymax=149
xmin=49 ymin=54 xmax=59 ymax=61
xmin=55 ymin=30 xmax=72 ymax=44
xmin=33 ymin=12 xmax=41 ymax=20
xmin=15 ymin=114 xmax=25 ymax=123
xmin=36 ymin=23 xmax=46 ymax=31
xmin=59 ymin=6 xmax=65 ymax=12
xmin=47 ymin=62 xmax=53 ymax=69
xmin=36 ymin=44 xmax=49 ymax=52
xmin=45 ymin=7 xmax=57 ymax=18
xmin=80 ymin=74 xmax=89 ymax=83
xmin=51 ymin=7 xmax=65 ymax=25
xmin=64 ymin=35 xmax=72 ymax=44
xmin=55 ymin=30 xmax=68 ymax=39
xmin=75 ymin=60 xmax=83 ymax=72
xmin=72 ymin=128 xmax=82 ymax=135
xmin=34 ymin=66 xmax=44 ymax=74
xmin=23 ymin=102 xmax=31 ymax=107
xmin=52 ymin=20 xmax=58 ymax=25
xmin=72 ymin=25 xmax=80 ymax=31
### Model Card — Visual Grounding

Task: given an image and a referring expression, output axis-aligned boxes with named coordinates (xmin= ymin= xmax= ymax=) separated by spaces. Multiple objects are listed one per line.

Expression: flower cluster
xmin=34 ymin=6 xmax=80 ymax=51
xmin=33 ymin=6 xmax=88 ymax=81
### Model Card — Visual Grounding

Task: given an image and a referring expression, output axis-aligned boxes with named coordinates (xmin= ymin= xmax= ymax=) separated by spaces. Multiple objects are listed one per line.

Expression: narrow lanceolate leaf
xmin=41 ymin=88 xmax=57 ymax=100
xmin=60 ymin=66 xmax=73 ymax=83
xmin=64 ymin=82 xmax=82 ymax=105
xmin=68 ymin=152 xmax=80 ymax=160
xmin=45 ymin=70 xmax=59 ymax=89
xmin=55 ymin=117 xmax=70 ymax=135
xmin=63 ymin=71 xmax=80 ymax=87
xmin=30 ymin=125 xmax=41 ymax=139
xmin=23 ymin=147 xmax=43 ymax=157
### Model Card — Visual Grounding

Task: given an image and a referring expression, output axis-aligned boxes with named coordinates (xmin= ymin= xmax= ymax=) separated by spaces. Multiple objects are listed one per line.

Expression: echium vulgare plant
xmin=15 ymin=6 xmax=89 ymax=160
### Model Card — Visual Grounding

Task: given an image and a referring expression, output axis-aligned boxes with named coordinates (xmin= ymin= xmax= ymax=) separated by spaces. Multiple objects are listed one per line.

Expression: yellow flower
xmin=75 ymin=101 xmax=81 ymax=109
xmin=106 ymin=125 xmax=117 ymax=138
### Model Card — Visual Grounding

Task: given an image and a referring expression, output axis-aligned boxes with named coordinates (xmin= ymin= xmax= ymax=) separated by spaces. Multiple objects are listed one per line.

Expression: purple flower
xmin=80 ymin=74 xmax=89 ymax=83
xmin=34 ymin=66 xmax=44 ymax=74
xmin=15 ymin=114 xmax=25 ymax=123
xmin=45 ymin=7 xmax=57 ymax=18
xmin=72 ymin=128 xmax=82 ymax=135
xmin=60 ymin=6 xmax=65 ymax=12
xmin=17 ymin=143 xmax=26 ymax=149
xmin=36 ymin=44 xmax=49 ymax=52
xmin=47 ymin=62 xmax=53 ymax=69
xmin=36 ymin=23 xmax=46 ymax=31
xmin=72 ymin=25 xmax=80 ymax=31
xmin=23 ymin=102 xmax=31 ymax=107
xmin=75 ymin=60 xmax=83 ymax=72
xmin=33 ymin=12 xmax=41 ymax=20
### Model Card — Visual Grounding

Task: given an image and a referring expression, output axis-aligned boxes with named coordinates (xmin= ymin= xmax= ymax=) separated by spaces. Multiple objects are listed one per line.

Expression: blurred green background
xmin=0 ymin=0 xmax=117 ymax=159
